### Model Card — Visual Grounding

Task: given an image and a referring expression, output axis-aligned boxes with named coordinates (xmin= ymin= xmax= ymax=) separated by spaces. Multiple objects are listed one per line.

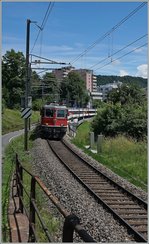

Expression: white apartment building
xmin=98 ymin=81 xmax=122 ymax=100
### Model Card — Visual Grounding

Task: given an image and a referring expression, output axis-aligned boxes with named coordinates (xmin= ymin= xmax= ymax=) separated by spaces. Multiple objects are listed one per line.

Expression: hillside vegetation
xmin=97 ymin=75 xmax=147 ymax=88
xmin=2 ymin=109 xmax=40 ymax=134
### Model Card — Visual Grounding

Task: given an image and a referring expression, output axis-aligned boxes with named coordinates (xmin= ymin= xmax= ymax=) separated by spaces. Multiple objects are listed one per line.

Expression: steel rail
xmin=47 ymin=139 xmax=147 ymax=242
xmin=62 ymin=139 xmax=147 ymax=208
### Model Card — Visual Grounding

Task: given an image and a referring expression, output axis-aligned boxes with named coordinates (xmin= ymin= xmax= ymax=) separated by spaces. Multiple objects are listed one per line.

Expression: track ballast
xmin=47 ymin=139 xmax=147 ymax=242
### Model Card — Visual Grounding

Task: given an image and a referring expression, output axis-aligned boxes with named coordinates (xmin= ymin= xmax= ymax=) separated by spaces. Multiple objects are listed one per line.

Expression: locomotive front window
xmin=45 ymin=109 xmax=54 ymax=117
xmin=57 ymin=109 xmax=65 ymax=118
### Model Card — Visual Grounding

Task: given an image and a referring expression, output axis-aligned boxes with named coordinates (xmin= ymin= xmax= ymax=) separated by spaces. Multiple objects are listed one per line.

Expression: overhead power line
xmin=94 ymin=42 xmax=147 ymax=71
xmin=90 ymin=34 xmax=148 ymax=69
xmin=30 ymin=2 xmax=55 ymax=53
xmin=70 ymin=2 xmax=147 ymax=64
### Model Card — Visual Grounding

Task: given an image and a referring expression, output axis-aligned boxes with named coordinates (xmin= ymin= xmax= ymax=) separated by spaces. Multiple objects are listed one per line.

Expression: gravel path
xmin=31 ymin=135 xmax=147 ymax=242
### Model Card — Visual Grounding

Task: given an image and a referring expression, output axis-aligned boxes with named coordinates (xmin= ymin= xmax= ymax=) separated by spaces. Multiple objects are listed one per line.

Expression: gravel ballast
xmin=31 ymin=136 xmax=147 ymax=242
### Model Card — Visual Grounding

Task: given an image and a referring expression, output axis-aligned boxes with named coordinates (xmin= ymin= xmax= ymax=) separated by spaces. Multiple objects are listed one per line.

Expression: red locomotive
xmin=40 ymin=103 xmax=68 ymax=139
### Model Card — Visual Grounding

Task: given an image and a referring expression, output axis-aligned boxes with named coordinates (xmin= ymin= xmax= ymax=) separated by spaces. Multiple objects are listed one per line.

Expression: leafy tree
xmin=60 ymin=72 xmax=89 ymax=107
xmin=92 ymin=83 xmax=147 ymax=140
xmin=92 ymin=99 xmax=104 ymax=109
xmin=31 ymin=71 xmax=41 ymax=85
xmin=32 ymin=99 xmax=44 ymax=111
xmin=107 ymin=84 xmax=146 ymax=105
xmin=91 ymin=103 xmax=122 ymax=138
xmin=30 ymin=71 xmax=41 ymax=100
xmin=120 ymin=104 xmax=147 ymax=140
xmin=2 ymin=49 xmax=26 ymax=108
xmin=41 ymin=72 xmax=60 ymax=102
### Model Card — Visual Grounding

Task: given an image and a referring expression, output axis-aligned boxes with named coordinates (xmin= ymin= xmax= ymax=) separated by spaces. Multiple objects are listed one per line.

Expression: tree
xmin=30 ymin=71 xmax=41 ymax=100
xmin=41 ymin=72 xmax=60 ymax=102
xmin=107 ymin=83 xmax=146 ymax=106
xmin=91 ymin=98 xmax=147 ymax=140
xmin=91 ymin=103 xmax=123 ymax=138
xmin=92 ymin=99 xmax=103 ymax=109
xmin=60 ymin=72 xmax=89 ymax=107
xmin=2 ymin=49 xmax=26 ymax=108
xmin=120 ymin=103 xmax=147 ymax=140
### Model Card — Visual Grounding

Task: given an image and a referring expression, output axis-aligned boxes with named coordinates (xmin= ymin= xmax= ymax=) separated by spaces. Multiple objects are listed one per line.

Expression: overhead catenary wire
xmin=70 ymin=2 xmax=147 ymax=65
xmin=30 ymin=2 xmax=55 ymax=54
xmin=90 ymin=34 xmax=148 ymax=69
xmin=94 ymin=42 xmax=147 ymax=71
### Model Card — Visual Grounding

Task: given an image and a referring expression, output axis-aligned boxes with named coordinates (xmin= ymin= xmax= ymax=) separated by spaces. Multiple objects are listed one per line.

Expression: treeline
xmin=91 ymin=83 xmax=147 ymax=141
xmin=97 ymin=75 xmax=147 ymax=88
xmin=2 ymin=49 xmax=89 ymax=111
xmin=2 ymin=49 xmax=147 ymax=141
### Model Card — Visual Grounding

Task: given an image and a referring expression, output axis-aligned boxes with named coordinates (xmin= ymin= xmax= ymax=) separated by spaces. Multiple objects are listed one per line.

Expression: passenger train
xmin=40 ymin=102 xmax=97 ymax=139
xmin=40 ymin=103 xmax=68 ymax=139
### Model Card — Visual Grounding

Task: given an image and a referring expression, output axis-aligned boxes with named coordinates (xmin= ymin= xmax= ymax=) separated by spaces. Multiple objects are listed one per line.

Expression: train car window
xmin=46 ymin=109 xmax=54 ymax=117
xmin=57 ymin=109 xmax=65 ymax=118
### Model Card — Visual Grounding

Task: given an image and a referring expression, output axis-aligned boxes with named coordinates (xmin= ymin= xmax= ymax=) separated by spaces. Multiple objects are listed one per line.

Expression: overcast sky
xmin=2 ymin=1 xmax=148 ymax=78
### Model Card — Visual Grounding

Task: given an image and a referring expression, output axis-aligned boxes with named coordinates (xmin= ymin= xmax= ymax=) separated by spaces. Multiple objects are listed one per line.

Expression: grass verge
xmin=72 ymin=121 xmax=147 ymax=192
xmin=2 ymin=109 xmax=40 ymax=134
xmin=2 ymin=131 xmax=59 ymax=242
xmin=2 ymin=134 xmax=33 ymax=242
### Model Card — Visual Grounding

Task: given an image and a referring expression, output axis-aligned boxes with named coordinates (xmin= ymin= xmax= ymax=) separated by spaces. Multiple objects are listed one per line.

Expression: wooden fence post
xmin=29 ymin=177 xmax=36 ymax=242
xmin=19 ymin=165 xmax=23 ymax=213
xmin=62 ymin=214 xmax=80 ymax=242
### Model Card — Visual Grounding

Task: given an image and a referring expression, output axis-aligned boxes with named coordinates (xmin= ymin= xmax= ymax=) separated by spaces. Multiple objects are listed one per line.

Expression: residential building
xmin=73 ymin=69 xmax=92 ymax=92
xmin=52 ymin=66 xmax=75 ymax=81
xmin=97 ymin=81 xmax=122 ymax=100
xmin=53 ymin=66 xmax=102 ymax=107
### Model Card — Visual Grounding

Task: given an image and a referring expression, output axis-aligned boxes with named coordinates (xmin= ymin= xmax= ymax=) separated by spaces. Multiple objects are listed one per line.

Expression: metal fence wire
xmin=15 ymin=153 xmax=96 ymax=242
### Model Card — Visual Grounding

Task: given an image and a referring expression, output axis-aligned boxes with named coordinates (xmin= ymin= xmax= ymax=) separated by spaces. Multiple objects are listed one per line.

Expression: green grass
xmin=73 ymin=121 xmax=91 ymax=146
xmin=2 ymin=108 xmax=40 ymax=134
xmin=2 ymin=146 xmax=15 ymax=242
xmin=72 ymin=122 xmax=147 ymax=192
xmin=2 ymin=135 xmax=33 ymax=242
xmin=2 ymin=132 xmax=59 ymax=242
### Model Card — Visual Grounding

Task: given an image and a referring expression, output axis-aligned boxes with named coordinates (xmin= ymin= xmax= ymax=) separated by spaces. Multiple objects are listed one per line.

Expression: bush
xmin=32 ymin=99 xmax=43 ymax=111
xmin=91 ymin=102 xmax=147 ymax=140
xmin=121 ymin=104 xmax=147 ymax=140
xmin=91 ymin=103 xmax=122 ymax=138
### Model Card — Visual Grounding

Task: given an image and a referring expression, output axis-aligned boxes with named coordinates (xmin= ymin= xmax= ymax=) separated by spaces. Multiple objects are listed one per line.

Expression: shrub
xmin=32 ymin=99 xmax=43 ymax=111
xmin=91 ymin=102 xmax=147 ymax=140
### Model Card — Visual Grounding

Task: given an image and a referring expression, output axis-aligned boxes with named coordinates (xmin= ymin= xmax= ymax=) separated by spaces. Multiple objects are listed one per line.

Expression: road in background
xmin=2 ymin=129 xmax=25 ymax=156
xmin=2 ymin=125 xmax=36 ymax=156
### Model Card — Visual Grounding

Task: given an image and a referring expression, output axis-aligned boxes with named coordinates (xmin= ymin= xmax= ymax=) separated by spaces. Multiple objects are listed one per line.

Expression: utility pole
xmin=24 ymin=19 xmax=31 ymax=151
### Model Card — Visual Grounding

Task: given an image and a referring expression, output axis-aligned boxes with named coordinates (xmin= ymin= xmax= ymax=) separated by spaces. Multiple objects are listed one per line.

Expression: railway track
xmin=47 ymin=139 xmax=148 ymax=242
